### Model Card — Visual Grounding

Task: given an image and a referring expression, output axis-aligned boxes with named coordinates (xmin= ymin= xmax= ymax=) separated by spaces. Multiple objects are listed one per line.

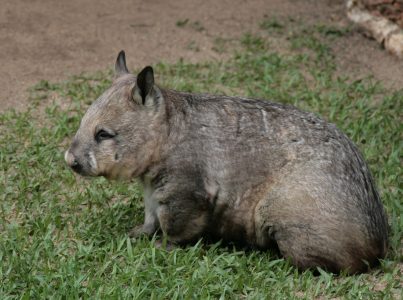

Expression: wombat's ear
xmin=115 ymin=50 xmax=129 ymax=76
xmin=133 ymin=66 xmax=156 ymax=106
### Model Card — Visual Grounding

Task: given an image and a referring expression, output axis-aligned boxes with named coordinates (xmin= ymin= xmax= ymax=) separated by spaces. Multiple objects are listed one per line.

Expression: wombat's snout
xmin=65 ymin=150 xmax=82 ymax=173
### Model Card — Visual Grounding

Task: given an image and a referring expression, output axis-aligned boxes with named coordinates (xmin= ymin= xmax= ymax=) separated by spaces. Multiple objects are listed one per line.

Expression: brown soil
xmin=1 ymin=0 xmax=403 ymax=112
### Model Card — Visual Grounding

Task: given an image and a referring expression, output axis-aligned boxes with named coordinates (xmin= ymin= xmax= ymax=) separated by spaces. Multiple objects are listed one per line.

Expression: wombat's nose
xmin=65 ymin=150 xmax=82 ymax=173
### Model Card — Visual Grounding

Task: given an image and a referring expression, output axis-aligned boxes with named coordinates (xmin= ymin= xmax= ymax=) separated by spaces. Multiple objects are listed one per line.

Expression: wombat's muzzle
xmin=65 ymin=150 xmax=83 ymax=174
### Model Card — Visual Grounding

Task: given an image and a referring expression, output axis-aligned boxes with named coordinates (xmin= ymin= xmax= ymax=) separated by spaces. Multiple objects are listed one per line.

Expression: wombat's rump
xmin=65 ymin=51 xmax=388 ymax=273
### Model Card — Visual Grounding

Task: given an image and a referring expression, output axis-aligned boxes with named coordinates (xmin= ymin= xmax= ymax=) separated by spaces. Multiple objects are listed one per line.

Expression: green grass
xmin=1 ymin=19 xmax=402 ymax=299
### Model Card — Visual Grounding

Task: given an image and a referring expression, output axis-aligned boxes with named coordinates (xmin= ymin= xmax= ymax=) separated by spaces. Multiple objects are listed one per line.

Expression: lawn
xmin=0 ymin=19 xmax=402 ymax=299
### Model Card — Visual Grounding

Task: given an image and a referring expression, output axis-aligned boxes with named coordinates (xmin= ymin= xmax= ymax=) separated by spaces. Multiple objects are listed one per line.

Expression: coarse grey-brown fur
xmin=65 ymin=51 xmax=388 ymax=273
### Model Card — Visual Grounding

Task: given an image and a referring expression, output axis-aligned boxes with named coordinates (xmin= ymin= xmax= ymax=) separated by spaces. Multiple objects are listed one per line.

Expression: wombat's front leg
xmin=128 ymin=223 xmax=157 ymax=238
xmin=135 ymin=177 xmax=211 ymax=244
xmin=129 ymin=192 xmax=160 ymax=238
xmin=157 ymin=200 xmax=209 ymax=244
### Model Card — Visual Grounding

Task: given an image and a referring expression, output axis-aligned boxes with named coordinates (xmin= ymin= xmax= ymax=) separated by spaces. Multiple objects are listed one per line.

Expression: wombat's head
xmin=65 ymin=51 xmax=166 ymax=179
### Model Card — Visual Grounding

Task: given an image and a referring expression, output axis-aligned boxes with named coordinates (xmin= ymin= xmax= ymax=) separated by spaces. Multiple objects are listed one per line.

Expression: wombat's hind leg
xmin=273 ymin=224 xmax=376 ymax=274
xmin=273 ymin=227 xmax=343 ymax=273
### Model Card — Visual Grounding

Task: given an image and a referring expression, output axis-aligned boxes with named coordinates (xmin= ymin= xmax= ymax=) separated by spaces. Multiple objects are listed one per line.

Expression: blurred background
xmin=1 ymin=0 xmax=402 ymax=111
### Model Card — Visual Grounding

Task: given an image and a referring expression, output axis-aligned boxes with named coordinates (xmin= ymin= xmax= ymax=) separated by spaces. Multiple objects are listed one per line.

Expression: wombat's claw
xmin=155 ymin=239 xmax=175 ymax=251
xmin=128 ymin=225 xmax=148 ymax=239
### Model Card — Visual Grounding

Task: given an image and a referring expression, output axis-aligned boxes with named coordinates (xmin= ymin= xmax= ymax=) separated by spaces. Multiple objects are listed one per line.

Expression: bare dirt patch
xmin=1 ymin=0 xmax=402 ymax=112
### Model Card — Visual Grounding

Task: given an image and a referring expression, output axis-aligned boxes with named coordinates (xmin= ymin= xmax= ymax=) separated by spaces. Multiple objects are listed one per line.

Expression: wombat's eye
xmin=95 ymin=129 xmax=115 ymax=143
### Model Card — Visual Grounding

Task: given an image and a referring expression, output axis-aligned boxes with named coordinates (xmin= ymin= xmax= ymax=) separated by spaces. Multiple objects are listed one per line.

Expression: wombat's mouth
xmin=65 ymin=150 xmax=99 ymax=177
xmin=71 ymin=168 xmax=96 ymax=177
xmin=68 ymin=163 xmax=99 ymax=177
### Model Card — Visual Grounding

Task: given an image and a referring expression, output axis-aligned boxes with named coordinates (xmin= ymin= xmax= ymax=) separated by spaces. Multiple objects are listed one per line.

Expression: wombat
xmin=65 ymin=51 xmax=388 ymax=273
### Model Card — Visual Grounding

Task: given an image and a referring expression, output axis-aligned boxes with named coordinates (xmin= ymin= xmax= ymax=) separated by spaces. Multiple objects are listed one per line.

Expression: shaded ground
xmin=1 ymin=0 xmax=403 ymax=112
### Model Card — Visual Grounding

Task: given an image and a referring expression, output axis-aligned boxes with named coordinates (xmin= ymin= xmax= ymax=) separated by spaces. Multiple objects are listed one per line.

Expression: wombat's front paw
xmin=129 ymin=225 xmax=145 ymax=238
xmin=155 ymin=239 xmax=176 ymax=251
xmin=129 ymin=224 xmax=156 ymax=238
